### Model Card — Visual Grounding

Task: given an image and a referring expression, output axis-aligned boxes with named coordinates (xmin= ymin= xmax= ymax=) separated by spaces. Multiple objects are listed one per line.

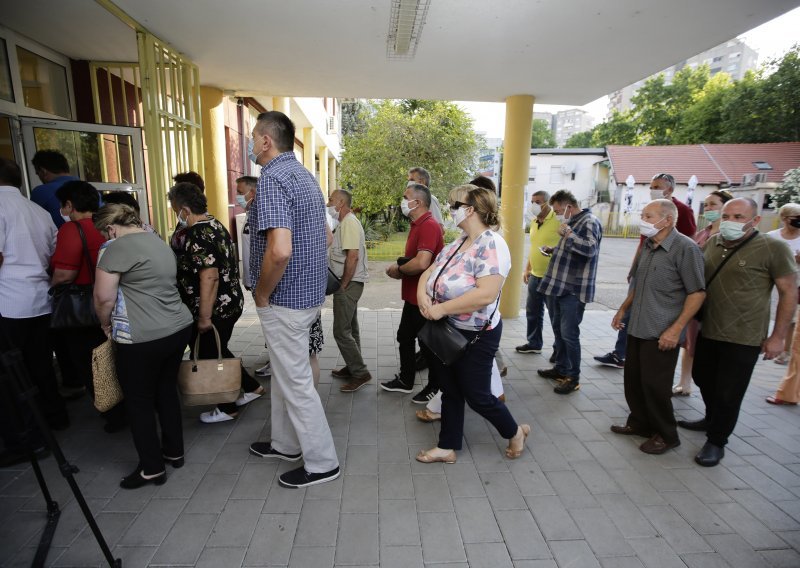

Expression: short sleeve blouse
xmin=425 ymin=230 xmax=511 ymax=330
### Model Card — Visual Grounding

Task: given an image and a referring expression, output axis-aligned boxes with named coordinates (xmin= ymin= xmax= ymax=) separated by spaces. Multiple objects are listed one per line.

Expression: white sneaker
xmin=200 ymin=408 xmax=236 ymax=423
xmin=255 ymin=363 xmax=272 ymax=378
xmin=235 ymin=389 xmax=264 ymax=407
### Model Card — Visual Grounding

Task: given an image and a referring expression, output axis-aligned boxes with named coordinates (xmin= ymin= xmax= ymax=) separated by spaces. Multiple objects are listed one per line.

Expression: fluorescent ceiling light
xmin=387 ymin=0 xmax=430 ymax=60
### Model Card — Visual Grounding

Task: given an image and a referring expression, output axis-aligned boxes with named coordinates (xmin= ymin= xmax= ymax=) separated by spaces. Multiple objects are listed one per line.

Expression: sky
xmin=458 ymin=7 xmax=800 ymax=139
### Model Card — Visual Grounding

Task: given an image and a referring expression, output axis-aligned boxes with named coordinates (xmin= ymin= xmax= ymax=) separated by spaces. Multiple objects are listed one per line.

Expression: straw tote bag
xmin=92 ymin=339 xmax=123 ymax=412
xmin=177 ymin=325 xmax=242 ymax=406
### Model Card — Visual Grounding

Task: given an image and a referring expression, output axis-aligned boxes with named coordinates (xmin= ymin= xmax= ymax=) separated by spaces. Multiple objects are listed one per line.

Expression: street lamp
xmin=623 ymin=175 xmax=635 ymax=237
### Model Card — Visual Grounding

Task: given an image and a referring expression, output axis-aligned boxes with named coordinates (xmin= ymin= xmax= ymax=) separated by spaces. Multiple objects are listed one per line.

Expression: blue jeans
xmin=525 ymin=276 xmax=547 ymax=349
xmin=613 ymin=311 xmax=629 ymax=358
xmin=545 ymin=293 xmax=586 ymax=380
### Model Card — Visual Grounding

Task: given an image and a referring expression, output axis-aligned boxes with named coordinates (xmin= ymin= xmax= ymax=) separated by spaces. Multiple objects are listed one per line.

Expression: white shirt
xmin=429 ymin=194 xmax=444 ymax=226
xmin=0 ymin=186 xmax=57 ymax=318
xmin=767 ymin=228 xmax=800 ymax=254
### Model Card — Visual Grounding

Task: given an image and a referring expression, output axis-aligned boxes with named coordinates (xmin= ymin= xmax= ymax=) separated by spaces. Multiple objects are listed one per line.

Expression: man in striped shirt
xmin=536 ymin=190 xmax=603 ymax=394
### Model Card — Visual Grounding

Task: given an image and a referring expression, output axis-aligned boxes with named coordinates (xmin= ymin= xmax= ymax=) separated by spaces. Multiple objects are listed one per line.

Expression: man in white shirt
xmin=0 ymin=159 xmax=67 ymax=466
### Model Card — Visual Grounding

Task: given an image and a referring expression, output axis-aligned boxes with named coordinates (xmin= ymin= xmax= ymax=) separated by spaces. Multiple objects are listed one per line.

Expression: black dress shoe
xmin=163 ymin=455 xmax=184 ymax=468
xmin=537 ymin=367 xmax=564 ymax=379
xmin=677 ymin=418 xmax=708 ymax=431
xmin=695 ymin=441 xmax=724 ymax=467
xmin=120 ymin=469 xmax=167 ymax=489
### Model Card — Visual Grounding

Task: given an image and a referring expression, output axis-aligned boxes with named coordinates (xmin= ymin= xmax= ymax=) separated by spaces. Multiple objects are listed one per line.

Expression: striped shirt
xmin=537 ymin=208 xmax=602 ymax=304
xmin=628 ymin=229 xmax=705 ymax=341
xmin=249 ymin=152 xmax=327 ymax=310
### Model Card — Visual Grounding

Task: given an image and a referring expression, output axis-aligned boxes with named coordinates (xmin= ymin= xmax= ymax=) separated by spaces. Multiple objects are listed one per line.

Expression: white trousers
xmin=256 ymin=304 xmax=338 ymax=473
xmin=427 ymin=358 xmax=504 ymax=414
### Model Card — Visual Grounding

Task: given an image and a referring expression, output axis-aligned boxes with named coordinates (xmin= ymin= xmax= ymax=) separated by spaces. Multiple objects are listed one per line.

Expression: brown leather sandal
xmin=505 ymin=424 xmax=531 ymax=459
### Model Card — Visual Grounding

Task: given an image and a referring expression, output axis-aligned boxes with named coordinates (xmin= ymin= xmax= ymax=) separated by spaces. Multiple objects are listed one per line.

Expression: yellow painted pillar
xmin=318 ymin=146 xmax=329 ymax=197
xmin=303 ymin=127 xmax=316 ymax=176
xmin=499 ymin=95 xmax=534 ymax=319
xmin=199 ymin=86 xmax=230 ymax=230
xmin=328 ymin=157 xmax=337 ymax=193
xmin=272 ymin=96 xmax=291 ymax=117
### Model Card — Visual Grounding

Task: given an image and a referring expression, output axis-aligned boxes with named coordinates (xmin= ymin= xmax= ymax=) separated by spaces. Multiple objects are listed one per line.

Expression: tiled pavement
xmin=3 ymin=304 xmax=800 ymax=567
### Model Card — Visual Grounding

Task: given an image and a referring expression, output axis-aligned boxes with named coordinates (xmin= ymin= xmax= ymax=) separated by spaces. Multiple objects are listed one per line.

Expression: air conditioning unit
xmin=742 ymin=172 xmax=768 ymax=185
xmin=326 ymin=116 xmax=337 ymax=134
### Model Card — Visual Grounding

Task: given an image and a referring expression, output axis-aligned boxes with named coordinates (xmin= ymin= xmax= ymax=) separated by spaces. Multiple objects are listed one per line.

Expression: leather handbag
xmin=92 ymin=339 xmax=123 ymax=412
xmin=177 ymin=325 xmax=242 ymax=406
xmin=50 ymin=221 xmax=100 ymax=329
xmin=326 ymin=267 xmax=341 ymax=295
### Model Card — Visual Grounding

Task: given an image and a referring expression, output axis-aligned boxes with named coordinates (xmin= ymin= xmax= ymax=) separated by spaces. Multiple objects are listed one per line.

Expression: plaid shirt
xmin=538 ymin=208 xmax=602 ymax=304
xmin=249 ymin=152 xmax=327 ymax=309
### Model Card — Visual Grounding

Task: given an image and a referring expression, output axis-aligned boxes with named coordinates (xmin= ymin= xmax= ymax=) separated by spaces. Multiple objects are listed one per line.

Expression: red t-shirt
xmin=51 ymin=219 xmax=105 ymax=285
xmin=673 ymin=196 xmax=696 ymax=237
xmin=401 ymin=211 xmax=444 ymax=304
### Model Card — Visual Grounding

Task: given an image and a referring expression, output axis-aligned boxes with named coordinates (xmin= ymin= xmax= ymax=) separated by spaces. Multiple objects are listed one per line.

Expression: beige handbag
xmin=177 ymin=325 xmax=242 ymax=406
xmin=92 ymin=339 xmax=124 ymax=412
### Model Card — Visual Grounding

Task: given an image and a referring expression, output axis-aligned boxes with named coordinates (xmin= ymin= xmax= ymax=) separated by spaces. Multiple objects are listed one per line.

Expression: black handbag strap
xmin=72 ymin=221 xmax=95 ymax=285
xmin=430 ymin=236 xmax=500 ymax=341
xmin=705 ymin=230 xmax=758 ymax=288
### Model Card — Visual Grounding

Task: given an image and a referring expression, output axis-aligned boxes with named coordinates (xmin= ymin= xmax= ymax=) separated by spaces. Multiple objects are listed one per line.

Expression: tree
xmin=564 ymin=129 xmax=595 ymax=148
xmin=340 ymin=99 xmax=373 ymax=138
xmin=531 ymin=118 xmax=556 ymax=148
xmin=674 ymin=72 xmax=732 ymax=144
xmin=772 ymin=167 xmax=800 ymax=208
xmin=340 ymin=100 xmax=480 ymax=217
xmin=591 ymin=110 xmax=640 ymax=146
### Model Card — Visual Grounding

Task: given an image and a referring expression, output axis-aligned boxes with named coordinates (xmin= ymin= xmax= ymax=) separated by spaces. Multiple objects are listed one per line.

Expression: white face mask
xmin=450 ymin=206 xmax=469 ymax=227
xmin=639 ymin=216 xmax=665 ymax=238
xmin=555 ymin=204 xmax=571 ymax=223
xmin=650 ymin=189 xmax=666 ymax=201
xmin=400 ymin=198 xmax=417 ymax=217
xmin=528 ymin=202 xmax=542 ymax=218
xmin=327 ymin=205 xmax=339 ymax=218
xmin=176 ymin=210 xmax=187 ymax=227
xmin=61 ymin=213 xmax=71 ymax=223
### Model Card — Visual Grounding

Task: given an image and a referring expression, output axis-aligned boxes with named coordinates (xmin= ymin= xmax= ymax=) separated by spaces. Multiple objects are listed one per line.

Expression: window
xmin=710 ymin=67 xmax=722 ymax=74
xmin=549 ymin=165 xmax=563 ymax=184
xmin=753 ymin=161 xmax=773 ymax=170
xmin=729 ymin=52 xmax=741 ymax=59
xmin=528 ymin=166 xmax=537 ymax=181
xmin=16 ymin=46 xmax=71 ymax=118
xmin=727 ymin=64 xmax=738 ymax=72
xmin=0 ymin=38 xmax=12 ymax=103
xmin=712 ymin=56 xmax=723 ymax=63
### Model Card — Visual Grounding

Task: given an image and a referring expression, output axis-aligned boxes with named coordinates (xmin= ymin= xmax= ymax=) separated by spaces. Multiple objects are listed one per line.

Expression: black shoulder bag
xmin=50 ymin=221 xmax=101 ymax=329
xmin=417 ymin=238 xmax=499 ymax=366
xmin=694 ymin=230 xmax=758 ymax=322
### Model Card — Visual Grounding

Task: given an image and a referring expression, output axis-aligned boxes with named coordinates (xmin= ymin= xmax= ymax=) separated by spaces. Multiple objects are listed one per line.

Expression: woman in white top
xmin=415 ymin=185 xmax=529 ymax=464
xmin=767 ymin=203 xmax=800 ymax=364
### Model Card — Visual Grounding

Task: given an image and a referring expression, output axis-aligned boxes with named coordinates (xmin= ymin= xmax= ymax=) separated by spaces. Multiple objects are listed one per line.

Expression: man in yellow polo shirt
xmin=516 ymin=191 xmax=562 ymax=355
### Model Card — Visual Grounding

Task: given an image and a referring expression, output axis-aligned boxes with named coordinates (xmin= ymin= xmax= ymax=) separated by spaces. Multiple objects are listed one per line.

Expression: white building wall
xmin=528 ymin=153 xmax=604 ymax=206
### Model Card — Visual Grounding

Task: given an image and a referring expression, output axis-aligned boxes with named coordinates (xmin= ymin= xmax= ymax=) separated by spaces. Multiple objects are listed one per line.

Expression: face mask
xmin=248 ymin=138 xmax=263 ymax=164
xmin=61 ymin=213 xmax=71 ymax=223
xmin=650 ymin=189 xmax=668 ymax=202
xmin=450 ymin=206 xmax=469 ymax=227
xmin=528 ymin=202 xmax=542 ymax=218
xmin=327 ymin=205 xmax=339 ymax=218
xmin=236 ymin=195 xmax=248 ymax=208
xmin=719 ymin=220 xmax=751 ymax=241
xmin=400 ymin=198 xmax=417 ymax=217
xmin=790 ymin=218 xmax=800 ymax=229
xmin=703 ymin=210 xmax=721 ymax=223
xmin=639 ymin=216 xmax=665 ymax=238
xmin=555 ymin=205 xmax=572 ymax=223
xmin=176 ymin=210 xmax=187 ymax=227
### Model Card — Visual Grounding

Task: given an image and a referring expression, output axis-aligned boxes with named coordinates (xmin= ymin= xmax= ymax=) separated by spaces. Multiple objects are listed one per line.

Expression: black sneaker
xmin=537 ymin=367 xmax=564 ymax=380
xmin=279 ymin=465 xmax=341 ymax=488
xmin=411 ymin=384 xmax=438 ymax=404
xmin=515 ymin=344 xmax=542 ymax=354
xmin=593 ymin=352 xmax=625 ymax=369
xmin=554 ymin=377 xmax=580 ymax=395
xmin=380 ymin=376 xmax=414 ymax=394
xmin=249 ymin=442 xmax=302 ymax=461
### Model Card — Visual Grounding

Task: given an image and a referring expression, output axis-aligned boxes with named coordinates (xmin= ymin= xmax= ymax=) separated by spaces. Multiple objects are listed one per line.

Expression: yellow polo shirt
xmin=528 ymin=209 xmax=562 ymax=278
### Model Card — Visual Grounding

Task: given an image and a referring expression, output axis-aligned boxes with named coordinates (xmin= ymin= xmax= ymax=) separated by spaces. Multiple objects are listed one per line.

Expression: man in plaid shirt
xmin=536 ymin=190 xmax=603 ymax=394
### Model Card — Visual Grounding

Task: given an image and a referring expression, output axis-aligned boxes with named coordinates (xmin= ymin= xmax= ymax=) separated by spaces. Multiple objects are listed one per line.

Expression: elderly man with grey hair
xmin=610 ymin=199 xmax=705 ymax=454
xmin=680 ymin=197 xmax=797 ymax=467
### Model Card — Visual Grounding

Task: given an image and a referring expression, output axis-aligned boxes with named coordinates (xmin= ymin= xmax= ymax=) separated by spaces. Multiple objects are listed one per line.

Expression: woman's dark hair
xmin=709 ymin=190 xmax=733 ymax=204
xmin=55 ymin=180 xmax=100 ymax=212
xmin=173 ymin=171 xmax=205 ymax=192
xmin=168 ymin=182 xmax=207 ymax=214
xmin=103 ymin=191 xmax=141 ymax=214
xmin=469 ymin=175 xmax=496 ymax=192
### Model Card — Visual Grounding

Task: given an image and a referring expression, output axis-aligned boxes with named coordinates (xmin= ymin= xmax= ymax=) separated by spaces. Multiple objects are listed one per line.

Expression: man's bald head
xmin=722 ymin=198 xmax=758 ymax=220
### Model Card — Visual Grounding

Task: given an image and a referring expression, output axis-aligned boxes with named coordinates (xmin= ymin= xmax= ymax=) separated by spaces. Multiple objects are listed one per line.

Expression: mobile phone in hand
xmin=539 ymin=246 xmax=553 ymax=257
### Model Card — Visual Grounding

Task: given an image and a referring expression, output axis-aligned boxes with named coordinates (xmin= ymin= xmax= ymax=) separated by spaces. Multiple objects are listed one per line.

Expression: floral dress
xmin=176 ymin=216 xmax=244 ymax=320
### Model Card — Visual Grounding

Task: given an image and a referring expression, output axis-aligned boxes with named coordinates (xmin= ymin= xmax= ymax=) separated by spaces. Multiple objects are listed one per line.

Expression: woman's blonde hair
xmin=447 ymin=184 xmax=501 ymax=230
xmin=779 ymin=203 xmax=800 ymax=218
xmin=93 ymin=203 xmax=142 ymax=232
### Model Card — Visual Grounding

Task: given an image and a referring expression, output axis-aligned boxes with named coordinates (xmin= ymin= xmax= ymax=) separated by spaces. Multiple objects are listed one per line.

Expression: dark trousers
xmin=116 ymin=325 xmax=192 ymax=475
xmin=433 ymin=322 xmax=518 ymax=450
xmin=0 ymin=315 xmax=67 ymax=428
xmin=525 ymin=276 xmax=547 ymax=350
xmin=614 ymin=312 xmax=629 ymax=358
xmin=545 ymin=293 xmax=586 ymax=379
xmin=189 ymin=315 xmax=260 ymax=415
xmin=624 ymin=336 xmax=680 ymax=444
xmin=397 ymin=301 xmax=438 ymax=390
xmin=692 ymin=334 xmax=760 ymax=447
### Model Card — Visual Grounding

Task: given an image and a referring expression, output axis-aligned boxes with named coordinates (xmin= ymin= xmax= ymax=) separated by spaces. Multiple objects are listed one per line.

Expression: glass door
xmin=19 ymin=117 xmax=149 ymax=223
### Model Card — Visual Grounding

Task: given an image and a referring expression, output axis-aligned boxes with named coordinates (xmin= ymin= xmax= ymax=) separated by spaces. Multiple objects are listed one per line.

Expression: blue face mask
xmin=236 ymin=195 xmax=248 ymax=208
xmin=248 ymin=138 xmax=259 ymax=164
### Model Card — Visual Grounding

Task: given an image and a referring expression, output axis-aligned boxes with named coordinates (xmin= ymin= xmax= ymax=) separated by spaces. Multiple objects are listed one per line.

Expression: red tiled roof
xmin=607 ymin=143 xmax=800 ymax=186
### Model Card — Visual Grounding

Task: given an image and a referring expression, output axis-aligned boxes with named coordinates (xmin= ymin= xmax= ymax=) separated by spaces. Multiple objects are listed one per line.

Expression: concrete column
xmin=328 ymin=157 xmax=337 ymax=193
xmin=318 ymin=145 xmax=329 ymax=197
xmin=303 ymin=127 xmax=316 ymax=176
xmin=199 ymin=86 xmax=230 ymax=230
xmin=499 ymin=95 xmax=534 ymax=319
xmin=272 ymin=96 xmax=291 ymax=117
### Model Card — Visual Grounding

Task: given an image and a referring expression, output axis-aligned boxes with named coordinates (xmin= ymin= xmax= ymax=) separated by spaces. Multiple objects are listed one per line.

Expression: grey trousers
xmin=332 ymin=282 xmax=368 ymax=376
xmin=256 ymin=304 xmax=339 ymax=473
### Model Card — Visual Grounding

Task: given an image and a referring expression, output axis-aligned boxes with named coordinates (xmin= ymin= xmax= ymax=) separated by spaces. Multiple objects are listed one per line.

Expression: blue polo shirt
xmin=30 ymin=175 xmax=78 ymax=228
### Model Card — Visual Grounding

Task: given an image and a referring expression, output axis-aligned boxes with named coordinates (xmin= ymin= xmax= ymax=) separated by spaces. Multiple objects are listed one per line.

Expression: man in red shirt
xmin=380 ymin=183 xmax=444 ymax=403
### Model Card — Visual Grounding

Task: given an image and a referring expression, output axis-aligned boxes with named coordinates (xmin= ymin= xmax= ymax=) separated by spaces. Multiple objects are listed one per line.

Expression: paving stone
xmin=378 ymin=545 xmax=423 ymax=567
xmin=662 ymin=491 xmax=733 ymax=535
xmin=379 ymin=500 xmax=420 ymax=546
xmin=445 ymin=462 xmax=488 ymax=498
xmin=196 ymin=546 xmax=247 ymax=568
xmin=545 ymin=469 xmax=598 ymax=509
xmin=453 ymin=497 xmax=503 ymax=543
xmin=464 ymin=541 xmax=514 ymax=567
xmin=342 ymin=474 xmax=379 ymax=513
xmin=335 ymin=513 xmax=379 ymax=565
xmin=627 ymin=536 xmax=688 ymax=568
xmin=118 ymin=498 xmax=187 ymax=546
xmin=708 ymin=501 xmax=791 ymax=550
xmin=679 ymin=552 xmax=736 ymax=567
xmin=346 ymin=444 xmax=379 ymax=475
xmin=206 ymin=499 xmax=263 ymax=547
xmin=728 ymin=488 xmax=800 ymax=531
xmin=598 ymin=557 xmax=645 ymax=568
xmin=295 ymin=498 xmax=340 ymax=547
xmin=150 ymin=512 xmax=217 ymax=565
xmin=526 ymin=495 xmax=582 ymax=541
xmin=549 ymin=539 xmax=602 ymax=568
xmin=243 ymin=513 xmax=299 ymax=566
xmin=379 ymin=462 xmax=414 ymax=500
xmin=185 ymin=472 xmax=238 ymax=514
xmin=52 ymin=511 xmax=136 ymax=566
xmin=413 ymin=473 xmax=453 ymax=512
xmin=230 ymin=462 xmax=277 ymax=500
xmin=570 ymin=507 xmax=635 ymax=557
xmin=759 ymin=548 xmax=800 ymax=567
xmin=704 ymin=533 xmax=771 ymax=567
xmin=288 ymin=545 xmax=335 ymax=568
xmin=418 ymin=511 xmax=466 ymax=564
xmin=596 ymin=494 xmax=658 ymax=539
xmin=640 ymin=504 xmax=713 ymax=553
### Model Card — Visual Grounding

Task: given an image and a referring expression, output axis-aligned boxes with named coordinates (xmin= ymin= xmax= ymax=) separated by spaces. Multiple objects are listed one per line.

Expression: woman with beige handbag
xmin=93 ymin=203 xmax=194 ymax=489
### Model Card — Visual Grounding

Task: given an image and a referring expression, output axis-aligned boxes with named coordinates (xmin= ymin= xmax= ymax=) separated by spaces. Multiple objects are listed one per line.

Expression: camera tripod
xmin=0 ymin=334 xmax=121 ymax=567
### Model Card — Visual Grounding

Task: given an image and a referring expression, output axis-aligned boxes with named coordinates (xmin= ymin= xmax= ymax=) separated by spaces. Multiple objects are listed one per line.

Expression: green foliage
xmin=773 ymin=168 xmax=800 ymax=208
xmin=531 ymin=119 xmax=556 ymax=148
xmin=340 ymin=99 xmax=374 ymax=138
xmin=564 ymin=130 xmax=595 ymax=148
xmin=340 ymin=100 xmax=480 ymax=216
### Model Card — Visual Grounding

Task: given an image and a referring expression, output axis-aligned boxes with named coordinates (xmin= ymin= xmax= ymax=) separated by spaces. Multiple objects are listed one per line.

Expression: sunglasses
xmin=449 ymin=201 xmax=472 ymax=209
